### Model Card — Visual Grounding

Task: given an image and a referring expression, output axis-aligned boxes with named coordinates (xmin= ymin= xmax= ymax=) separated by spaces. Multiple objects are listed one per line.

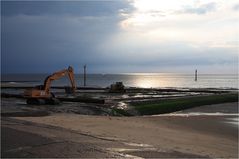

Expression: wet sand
xmin=2 ymin=117 xmax=205 ymax=158
xmin=7 ymin=102 xmax=237 ymax=158
xmin=1 ymin=119 xmax=124 ymax=158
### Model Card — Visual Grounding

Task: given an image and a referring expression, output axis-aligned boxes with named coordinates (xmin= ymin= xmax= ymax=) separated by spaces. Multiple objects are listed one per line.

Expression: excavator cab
xmin=35 ymin=85 xmax=45 ymax=90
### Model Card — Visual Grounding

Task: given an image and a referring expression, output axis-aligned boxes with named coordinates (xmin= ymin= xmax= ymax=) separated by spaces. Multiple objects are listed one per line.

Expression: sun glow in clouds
xmin=121 ymin=0 xmax=190 ymax=27
xmin=120 ymin=0 xmax=239 ymax=48
xmin=133 ymin=0 xmax=187 ymax=11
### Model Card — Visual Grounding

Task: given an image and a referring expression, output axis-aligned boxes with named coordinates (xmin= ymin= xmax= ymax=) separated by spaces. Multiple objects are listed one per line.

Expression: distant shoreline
xmin=2 ymin=73 xmax=239 ymax=75
xmin=1 ymin=83 xmax=238 ymax=91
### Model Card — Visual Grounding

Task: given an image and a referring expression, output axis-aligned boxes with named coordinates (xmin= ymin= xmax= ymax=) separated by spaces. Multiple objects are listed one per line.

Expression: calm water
xmin=1 ymin=73 xmax=238 ymax=89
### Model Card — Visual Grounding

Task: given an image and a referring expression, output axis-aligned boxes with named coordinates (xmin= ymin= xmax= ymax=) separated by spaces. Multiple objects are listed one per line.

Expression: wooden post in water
xmin=84 ymin=64 xmax=86 ymax=86
xmin=195 ymin=69 xmax=197 ymax=81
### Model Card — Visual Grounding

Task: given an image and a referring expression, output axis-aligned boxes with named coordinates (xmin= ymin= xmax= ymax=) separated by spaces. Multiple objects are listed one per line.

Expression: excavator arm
xmin=43 ymin=66 xmax=76 ymax=94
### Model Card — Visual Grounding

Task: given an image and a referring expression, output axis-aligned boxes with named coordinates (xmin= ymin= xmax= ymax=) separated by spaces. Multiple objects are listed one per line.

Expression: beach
xmin=2 ymin=101 xmax=238 ymax=158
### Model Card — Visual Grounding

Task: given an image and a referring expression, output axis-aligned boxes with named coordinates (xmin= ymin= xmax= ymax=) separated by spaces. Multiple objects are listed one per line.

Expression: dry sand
xmin=13 ymin=103 xmax=238 ymax=158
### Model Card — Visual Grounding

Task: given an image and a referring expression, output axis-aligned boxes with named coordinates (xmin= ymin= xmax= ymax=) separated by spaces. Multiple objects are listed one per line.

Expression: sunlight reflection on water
xmin=2 ymin=73 xmax=238 ymax=89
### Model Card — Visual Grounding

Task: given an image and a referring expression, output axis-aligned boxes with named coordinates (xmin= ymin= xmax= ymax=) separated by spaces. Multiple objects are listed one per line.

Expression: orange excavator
xmin=24 ymin=66 xmax=77 ymax=105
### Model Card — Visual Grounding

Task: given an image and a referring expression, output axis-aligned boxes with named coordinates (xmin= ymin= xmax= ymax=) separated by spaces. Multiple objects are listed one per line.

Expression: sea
xmin=1 ymin=73 xmax=238 ymax=89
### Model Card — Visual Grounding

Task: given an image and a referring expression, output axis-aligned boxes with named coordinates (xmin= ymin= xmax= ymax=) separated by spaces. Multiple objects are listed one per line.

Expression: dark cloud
xmin=1 ymin=15 xmax=121 ymax=73
xmin=181 ymin=2 xmax=216 ymax=15
xmin=1 ymin=1 xmax=135 ymax=73
xmin=1 ymin=1 xmax=134 ymax=17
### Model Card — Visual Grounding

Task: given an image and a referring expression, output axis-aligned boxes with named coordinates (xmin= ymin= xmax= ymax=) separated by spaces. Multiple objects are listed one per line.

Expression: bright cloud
xmin=118 ymin=0 xmax=239 ymax=50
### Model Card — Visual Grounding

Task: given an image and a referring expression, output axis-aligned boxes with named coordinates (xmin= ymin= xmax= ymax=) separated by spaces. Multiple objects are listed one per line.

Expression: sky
xmin=1 ymin=0 xmax=238 ymax=74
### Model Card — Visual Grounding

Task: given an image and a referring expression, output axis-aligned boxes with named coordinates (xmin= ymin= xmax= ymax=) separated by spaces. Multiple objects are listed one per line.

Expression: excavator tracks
xmin=26 ymin=98 xmax=60 ymax=105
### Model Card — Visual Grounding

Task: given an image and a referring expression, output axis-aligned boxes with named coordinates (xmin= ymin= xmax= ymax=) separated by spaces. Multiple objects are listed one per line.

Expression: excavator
xmin=24 ymin=66 xmax=77 ymax=105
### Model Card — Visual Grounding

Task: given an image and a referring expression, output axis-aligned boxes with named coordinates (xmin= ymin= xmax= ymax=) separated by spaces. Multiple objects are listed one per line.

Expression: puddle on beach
xmin=224 ymin=117 xmax=239 ymax=127
xmin=106 ymin=142 xmax=157 ymax=159
xmin=151 ymin=111 xmax=239 ymax=127
xmin=122 ymin=142 xmax=154 ymax=148
xmin=108 ymin=148 xmax=146 ymax=152
xmin=153 ymin=112 xmax=239 ymax=117
xmin=105 ymin=141 xmax=200 ymax=159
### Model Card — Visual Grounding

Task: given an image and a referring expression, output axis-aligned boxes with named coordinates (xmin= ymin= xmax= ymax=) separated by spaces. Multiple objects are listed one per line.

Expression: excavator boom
xmin=43 ymin=66 xmax=76 ymax=94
